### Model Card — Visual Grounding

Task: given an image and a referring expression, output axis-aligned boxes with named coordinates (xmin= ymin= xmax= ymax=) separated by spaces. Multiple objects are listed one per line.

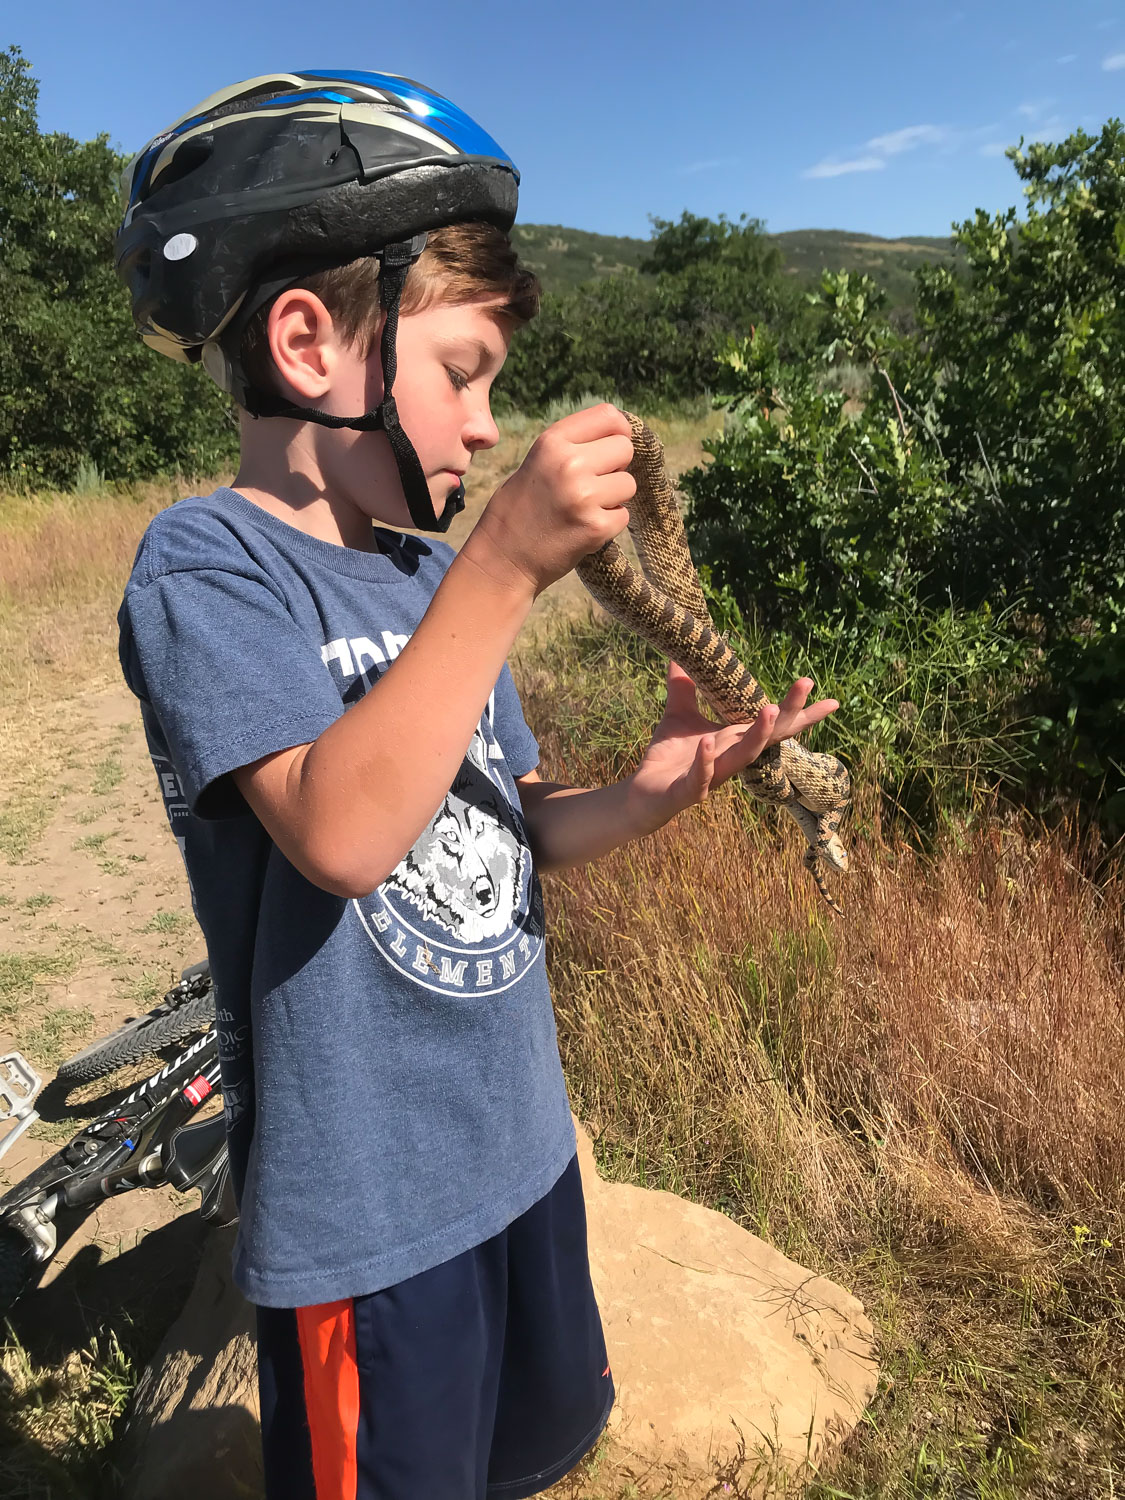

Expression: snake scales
xmin=575 ymin=412 xmax=851 ymax=913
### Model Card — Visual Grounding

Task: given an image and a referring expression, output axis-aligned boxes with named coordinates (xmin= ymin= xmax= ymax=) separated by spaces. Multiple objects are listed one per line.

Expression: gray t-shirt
xmin=118 ymin=489 xmax=576 ymax=1308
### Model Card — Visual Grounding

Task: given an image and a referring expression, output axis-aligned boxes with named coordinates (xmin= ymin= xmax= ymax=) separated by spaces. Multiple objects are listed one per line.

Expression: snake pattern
xmin=575 ymin=412 xmax=851 ymax=913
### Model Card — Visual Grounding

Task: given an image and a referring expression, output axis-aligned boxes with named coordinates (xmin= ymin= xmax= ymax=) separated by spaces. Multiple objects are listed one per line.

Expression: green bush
xmin=497 ymin=213 xmax=812 ymax=412
xmin=679 ymin=125 xmax=1125 ymax=830
xmin=908 ymin=124 xmax=1125 ymax=826
xmin=0 ymin=47 xmax=238 ymax=488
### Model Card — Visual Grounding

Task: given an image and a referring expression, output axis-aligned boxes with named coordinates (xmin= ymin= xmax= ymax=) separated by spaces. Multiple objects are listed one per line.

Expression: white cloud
xmin=1057 ymin=53 xmax=1078 ymax=64
xmin=802 ymin=120 xmax=960 ymax=181
xmin=867 ymin=124 xmax=948 ymax=155
xmin=1103 ymin=52 xmax=1125 ymax=69
xmin=802 ymin=116 xmax=1017 ymax=183
xmin=1016 ymin=99 xmax=1053 ymax=118
xmin=802 ymin=155 xmax=886 ymax=179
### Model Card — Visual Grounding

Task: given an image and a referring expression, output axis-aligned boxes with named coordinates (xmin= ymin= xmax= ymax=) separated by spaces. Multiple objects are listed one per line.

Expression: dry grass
xmin=0 ymin=477 xmax=201 ymax=714
xmin=517 ymin=618 xmax=1125 ymax=1497
xmin=3 ymin=414 xmax=1125 ymax=1495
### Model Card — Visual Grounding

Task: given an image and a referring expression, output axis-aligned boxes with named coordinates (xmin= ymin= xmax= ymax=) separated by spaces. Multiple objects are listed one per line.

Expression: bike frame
xmin=0 ymin=1028 xmax=222 ymax=1265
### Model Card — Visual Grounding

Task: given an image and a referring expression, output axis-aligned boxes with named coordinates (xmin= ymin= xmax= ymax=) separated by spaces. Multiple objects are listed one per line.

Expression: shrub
xmin=678 ymin=124 xmax=1125 ymax=831
xmin=0 ymin=48 xmax=242 ymax=488
xmin=497 ymin=213 xmax=812 ymax=412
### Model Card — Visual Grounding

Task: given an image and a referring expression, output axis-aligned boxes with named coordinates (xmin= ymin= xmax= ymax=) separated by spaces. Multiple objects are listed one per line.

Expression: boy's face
xmin=327 ymin=294 xmax=513 ymax=530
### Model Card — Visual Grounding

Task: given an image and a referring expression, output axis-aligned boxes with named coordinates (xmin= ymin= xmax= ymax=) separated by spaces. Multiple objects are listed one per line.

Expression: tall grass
xmin=517 ymin=610 xmax=1125 ymax=1496
xmin=522 ymin=616 xmax=1125 ymax=1242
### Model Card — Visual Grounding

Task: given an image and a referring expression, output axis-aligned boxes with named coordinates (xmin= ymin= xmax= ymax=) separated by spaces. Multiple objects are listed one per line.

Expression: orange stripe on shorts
xmin=294 ymin=1299 xmax=360 ymax=1500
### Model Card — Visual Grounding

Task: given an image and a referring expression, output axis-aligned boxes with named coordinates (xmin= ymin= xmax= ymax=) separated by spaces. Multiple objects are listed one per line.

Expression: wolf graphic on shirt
xmin=356 ymin=719 xmax=545 ymax=996
xmin=384 ymin=760 xmax=526 ymax=943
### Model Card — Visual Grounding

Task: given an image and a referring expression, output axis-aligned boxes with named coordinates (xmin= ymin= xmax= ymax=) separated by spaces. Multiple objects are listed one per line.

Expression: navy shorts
xmin=255 ymin=1154 xmax=613 ymax=1499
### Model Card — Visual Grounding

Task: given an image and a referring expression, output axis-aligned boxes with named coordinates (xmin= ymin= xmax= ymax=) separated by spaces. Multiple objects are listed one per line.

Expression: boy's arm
xmin=232 ymin=406 xmax=636 ymax=898
xmin=513 ymin=664 xmax=839 ymax=872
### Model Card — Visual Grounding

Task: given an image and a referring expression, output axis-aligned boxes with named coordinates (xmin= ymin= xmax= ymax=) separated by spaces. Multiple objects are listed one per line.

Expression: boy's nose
xmin=465 ymin=405 xmax=499 ymax=451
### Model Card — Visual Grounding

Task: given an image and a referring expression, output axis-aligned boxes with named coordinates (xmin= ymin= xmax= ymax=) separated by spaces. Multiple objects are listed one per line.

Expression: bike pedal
xmin=0 ymin=1052 xmax=43 ymax=1163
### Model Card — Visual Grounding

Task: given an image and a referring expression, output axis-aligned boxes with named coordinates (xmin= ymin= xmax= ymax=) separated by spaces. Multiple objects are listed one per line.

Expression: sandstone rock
xmin=121 ymin=1123 xmax=877 ymax=1497
xmin=575 ymin=1125 xmax=878 ymax=1494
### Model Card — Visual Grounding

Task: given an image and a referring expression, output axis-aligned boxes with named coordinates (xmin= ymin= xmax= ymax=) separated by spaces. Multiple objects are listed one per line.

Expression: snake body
xmin=575 ymin=413 xmax=851 ymax=913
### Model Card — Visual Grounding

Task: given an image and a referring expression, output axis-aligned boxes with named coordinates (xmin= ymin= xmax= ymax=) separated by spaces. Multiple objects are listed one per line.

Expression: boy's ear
xmin=266 ymin=289 xmax=339 ymax=400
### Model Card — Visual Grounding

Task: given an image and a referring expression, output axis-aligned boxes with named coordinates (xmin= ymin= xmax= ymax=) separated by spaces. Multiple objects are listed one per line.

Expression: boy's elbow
xmin=287 ymin=833 xmax=396 ymax=902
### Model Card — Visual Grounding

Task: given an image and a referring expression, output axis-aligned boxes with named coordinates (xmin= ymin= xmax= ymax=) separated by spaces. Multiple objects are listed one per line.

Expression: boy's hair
xmin=241 ymin=221 xmax=539 ymax=394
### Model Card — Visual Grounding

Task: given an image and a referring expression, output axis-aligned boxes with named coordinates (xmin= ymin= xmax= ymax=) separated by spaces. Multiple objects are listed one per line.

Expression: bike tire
xmin=0 ymin=1227 xmax=38 ymax=1317
xmin=56 ymin=984 xmax=216 ymax=1086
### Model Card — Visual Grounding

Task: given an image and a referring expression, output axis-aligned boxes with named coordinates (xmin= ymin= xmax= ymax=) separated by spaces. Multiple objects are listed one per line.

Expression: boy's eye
xmin=446 ymin=367 xmax=469 ymax=392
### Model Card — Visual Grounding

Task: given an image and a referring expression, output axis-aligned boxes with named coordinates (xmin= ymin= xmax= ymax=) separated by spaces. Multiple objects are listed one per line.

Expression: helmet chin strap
xmin=240 ymin=236 xmax=464 ymax=534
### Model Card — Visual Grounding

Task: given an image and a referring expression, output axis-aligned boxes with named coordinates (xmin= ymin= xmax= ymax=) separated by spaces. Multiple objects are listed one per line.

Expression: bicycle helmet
xmin=115 ymin=70 xmax=521 ymax=530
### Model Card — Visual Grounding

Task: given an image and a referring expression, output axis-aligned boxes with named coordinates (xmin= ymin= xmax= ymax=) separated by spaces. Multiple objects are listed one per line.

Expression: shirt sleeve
xmin=120 ymin=565 xmax=344 ymax=819
xmin=488 ymin=662 xmax=540 ymax=779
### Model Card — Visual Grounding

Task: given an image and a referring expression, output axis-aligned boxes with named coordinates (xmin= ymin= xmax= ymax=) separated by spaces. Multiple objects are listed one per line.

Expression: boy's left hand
xmin=627 ymin=662 xmax=839 ymax=831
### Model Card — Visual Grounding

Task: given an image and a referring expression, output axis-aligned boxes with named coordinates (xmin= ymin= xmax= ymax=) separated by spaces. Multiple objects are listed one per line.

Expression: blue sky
xmin=9 ymin=0 xmax=1125 ymax=240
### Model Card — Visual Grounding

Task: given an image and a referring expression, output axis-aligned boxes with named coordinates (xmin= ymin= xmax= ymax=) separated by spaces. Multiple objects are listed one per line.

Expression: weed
xmin=0 ymin=793 xmax=52 ymax=862
xmin=91 ymin=755 xmax=123 ymax=797
xmin=16 ymin=1005 xmax=93 ymax=1067
xmin=0 ymin=946 xmax=79 ymax=1022
xmin=515 ymin=619 xmax=1125 ymax=1497
xmin=141 ymin=910 xmax=190 ymax=935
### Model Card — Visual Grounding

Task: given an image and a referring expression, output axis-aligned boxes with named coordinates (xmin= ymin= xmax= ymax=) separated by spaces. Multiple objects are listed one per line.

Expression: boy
xmin=116 ymin=70 xmax=836 ymax=1499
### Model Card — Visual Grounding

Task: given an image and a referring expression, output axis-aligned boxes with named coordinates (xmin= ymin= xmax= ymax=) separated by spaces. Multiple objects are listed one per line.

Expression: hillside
xmin=515 ymin=222 xmax=957 ymax=306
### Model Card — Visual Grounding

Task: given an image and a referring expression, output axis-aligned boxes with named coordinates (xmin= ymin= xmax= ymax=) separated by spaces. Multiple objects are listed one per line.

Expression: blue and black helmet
xmin=115 ymin=71 xmax=522 ymax=530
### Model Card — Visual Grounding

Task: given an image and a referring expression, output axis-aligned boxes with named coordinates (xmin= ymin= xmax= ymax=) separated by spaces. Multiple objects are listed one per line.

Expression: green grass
xmin=16 ymin=1004 xmax=94 ymax=1068
xmin=91 ymin=754 xmax=123 ymax=797
xmin=141 ymin=910 xmax=191 ymax=935
xmin=0 ymin=792 xmax=52 ymax=862
xmin=72 ymin=832 xmax=109 ymax=853
xmin=0 ymin=1327 xmax=137 ymax=1498
xmin=0 ymin=946 xmax=80 ymax=1022
xmin=121 ymin=967 xmax=171 ymax=1009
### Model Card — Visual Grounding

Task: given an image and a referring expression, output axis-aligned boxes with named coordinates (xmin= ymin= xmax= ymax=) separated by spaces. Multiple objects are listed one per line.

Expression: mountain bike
xmin=0 ymin=960 xmax=231 ymax=1316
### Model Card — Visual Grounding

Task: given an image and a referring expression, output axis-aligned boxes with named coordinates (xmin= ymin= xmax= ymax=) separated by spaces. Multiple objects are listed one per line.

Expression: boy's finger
xmin=779 ymin=677 xmax=815 ymax=713
xmin=663 ymin=662 xmax=700 ymax=715
xmin=780 ymin=698 xmax=839 ymax=736
xmin=714 ymin=706 xmax=777 ymax=778
xmin=693 ymin=734 xmax=716 ymax=800
xmin=579 ymin=432 xmax=640 ymax=476
xmin=551 ymin=402 xmax=632 ymax=444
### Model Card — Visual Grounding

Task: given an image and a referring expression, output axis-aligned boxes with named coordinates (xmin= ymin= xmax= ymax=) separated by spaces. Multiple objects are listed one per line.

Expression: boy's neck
xmin=233 ymin=422 xmax=383 ymax=552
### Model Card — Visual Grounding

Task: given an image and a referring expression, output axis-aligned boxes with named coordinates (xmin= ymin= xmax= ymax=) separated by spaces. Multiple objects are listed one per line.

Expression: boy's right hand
xmin=466 ymin=403 xmax=636 ymax=597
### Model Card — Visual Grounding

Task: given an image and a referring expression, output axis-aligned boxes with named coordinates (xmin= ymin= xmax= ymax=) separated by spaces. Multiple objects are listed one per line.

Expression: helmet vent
xmin=153 ymin=136 xmax=215 ymax=193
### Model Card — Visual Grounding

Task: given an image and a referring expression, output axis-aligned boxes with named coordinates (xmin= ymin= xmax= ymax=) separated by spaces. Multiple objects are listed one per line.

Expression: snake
xmin=575 ymin=412 xmax=851 ymax=914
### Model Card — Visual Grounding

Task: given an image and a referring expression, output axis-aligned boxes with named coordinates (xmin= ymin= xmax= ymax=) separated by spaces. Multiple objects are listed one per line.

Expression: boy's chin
xmin=429 ymin=476 xmax=465 ymax=513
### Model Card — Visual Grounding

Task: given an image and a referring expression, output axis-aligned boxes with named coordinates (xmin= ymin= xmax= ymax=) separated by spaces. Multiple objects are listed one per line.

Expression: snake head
xmin=822 ymin=833 xmax=849 ymax=874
